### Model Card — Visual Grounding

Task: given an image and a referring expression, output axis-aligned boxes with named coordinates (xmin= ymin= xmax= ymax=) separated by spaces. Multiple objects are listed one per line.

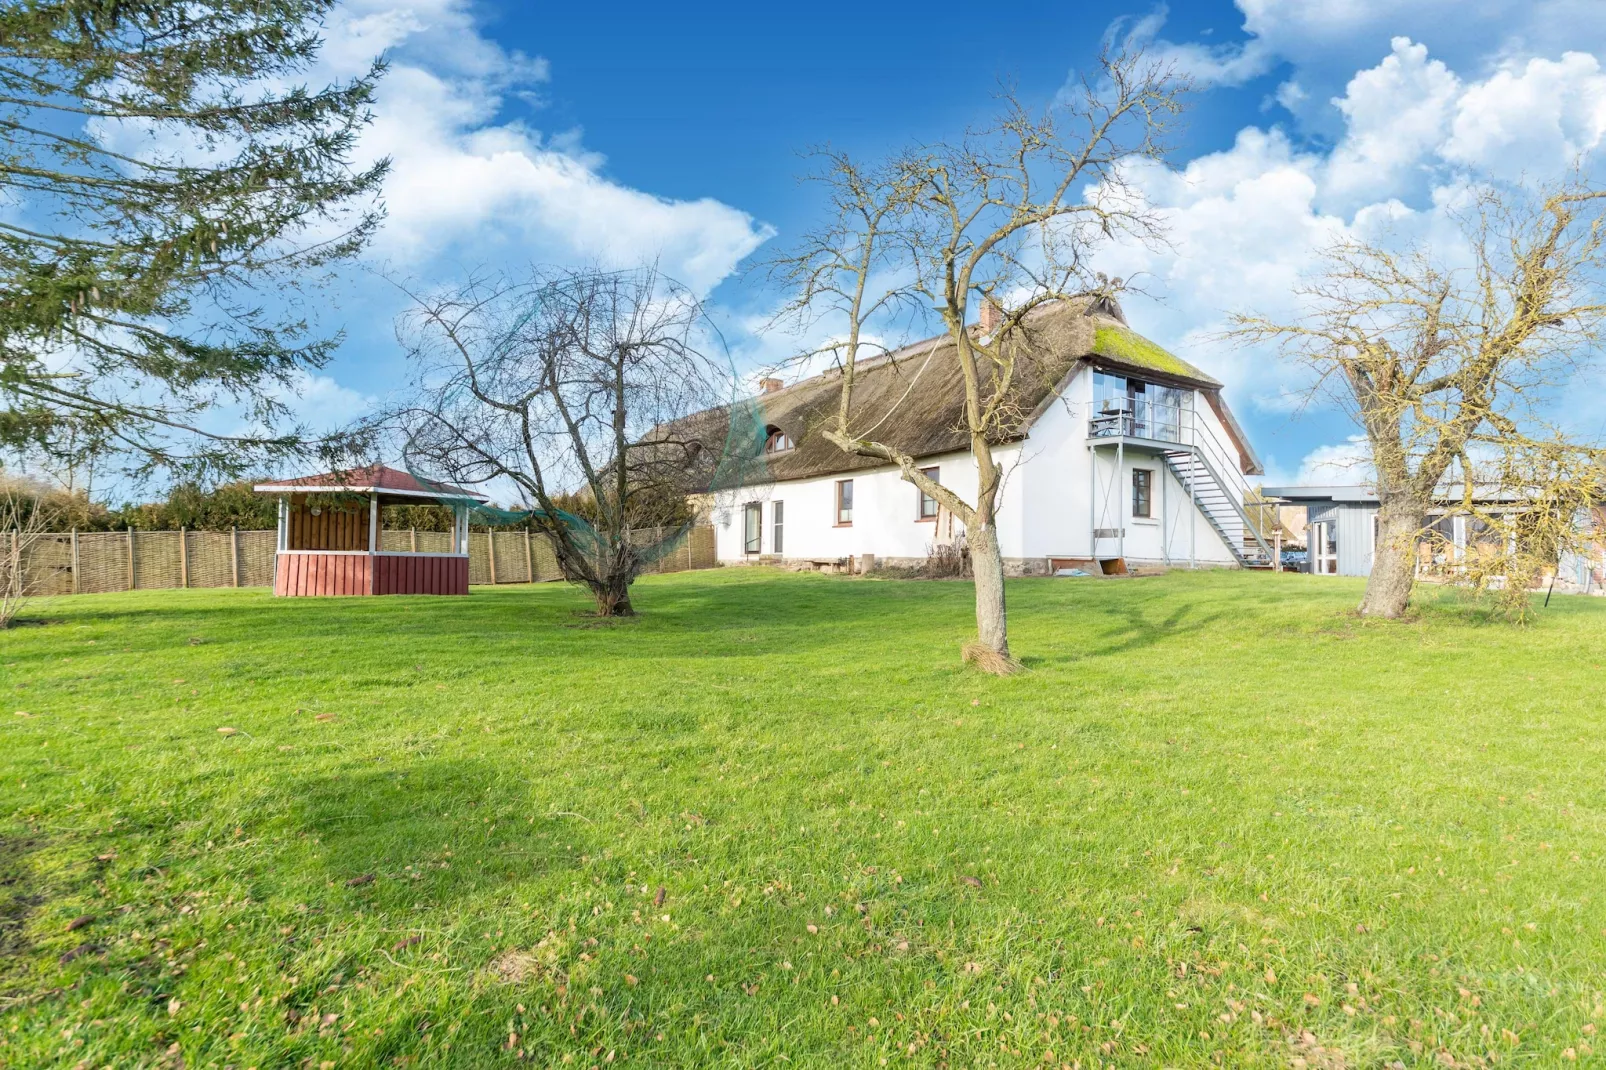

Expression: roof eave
xmin=252 ymin=483 xmax=488 ymax=502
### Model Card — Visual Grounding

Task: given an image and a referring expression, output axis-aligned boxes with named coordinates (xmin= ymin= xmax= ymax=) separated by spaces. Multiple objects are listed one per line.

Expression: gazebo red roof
xmin=253 ymin=464 xmax=487 ymax=501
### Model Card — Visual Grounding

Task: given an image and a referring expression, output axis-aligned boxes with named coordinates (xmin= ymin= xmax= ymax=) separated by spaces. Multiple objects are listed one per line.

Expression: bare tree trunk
xmin=964 ymin=521 xmax=1014 ymax=671
xmin=1359 ymin=498 xmax=1423 ymax=618
xmin=591 ymin=578 xmax=635 ymax=617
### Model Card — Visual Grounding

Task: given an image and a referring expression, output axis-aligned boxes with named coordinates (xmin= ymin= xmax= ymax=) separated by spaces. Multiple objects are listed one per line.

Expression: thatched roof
xmin=698 ymin=299 xmax=1258 ymax=484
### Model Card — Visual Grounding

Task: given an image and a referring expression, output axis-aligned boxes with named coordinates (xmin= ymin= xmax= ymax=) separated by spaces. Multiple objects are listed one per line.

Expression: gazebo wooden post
xmin=367 ymin=493 xmax=379 ymax=594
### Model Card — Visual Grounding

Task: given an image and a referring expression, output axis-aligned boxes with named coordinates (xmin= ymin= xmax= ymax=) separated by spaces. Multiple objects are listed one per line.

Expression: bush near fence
xmin=9 ymin=524 xmax=717 ymax=596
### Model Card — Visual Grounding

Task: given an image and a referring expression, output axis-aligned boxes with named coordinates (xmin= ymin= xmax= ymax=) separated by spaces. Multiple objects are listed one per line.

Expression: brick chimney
xmin=977 ymin=298 xmax=1004 ymax=333
xmin=758 ymin=377 xmax=783 ymax=394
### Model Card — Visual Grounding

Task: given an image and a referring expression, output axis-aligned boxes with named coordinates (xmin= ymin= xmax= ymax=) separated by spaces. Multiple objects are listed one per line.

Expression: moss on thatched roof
xmin=1091 ymin=325 xmax=1220 ymax=386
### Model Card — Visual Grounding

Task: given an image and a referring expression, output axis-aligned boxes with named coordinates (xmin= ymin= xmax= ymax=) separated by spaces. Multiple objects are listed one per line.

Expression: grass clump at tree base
xmin=1 ymin=569 xmax=1602 ymax=1067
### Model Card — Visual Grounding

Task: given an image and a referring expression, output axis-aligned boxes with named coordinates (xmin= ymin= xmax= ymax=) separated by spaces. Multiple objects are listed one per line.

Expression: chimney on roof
xmin=758 ymin=377 xmax=783 ymax=394
xmin=977 ymin=297 xmax=1004 ymax=333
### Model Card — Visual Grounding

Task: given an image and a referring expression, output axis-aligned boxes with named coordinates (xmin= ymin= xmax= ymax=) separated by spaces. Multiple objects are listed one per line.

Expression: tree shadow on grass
xmin=279 ymin=757 xmax=599 ymax=913
xmin=1023 ymin=596 xmax=1225 ymax=667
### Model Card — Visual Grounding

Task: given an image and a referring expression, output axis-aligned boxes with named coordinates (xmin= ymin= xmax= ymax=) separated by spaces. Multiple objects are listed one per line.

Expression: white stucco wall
xmin=711 ymin=446 xmax=1026 ymax=564
xmin=710 ymin=365 xmax=1250 ymax=568
xmin=1013 ymin=367 xmax=1239 ymax=566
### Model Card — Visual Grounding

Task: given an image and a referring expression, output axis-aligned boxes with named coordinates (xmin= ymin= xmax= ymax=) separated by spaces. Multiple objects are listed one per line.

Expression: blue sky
xmin=284 ymin=0 xmax=1606 ymax=487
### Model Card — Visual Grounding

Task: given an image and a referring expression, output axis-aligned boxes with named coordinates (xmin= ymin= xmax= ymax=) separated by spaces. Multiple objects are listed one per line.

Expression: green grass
xmin=2 ymin=569 xmax=1604 ymax=1068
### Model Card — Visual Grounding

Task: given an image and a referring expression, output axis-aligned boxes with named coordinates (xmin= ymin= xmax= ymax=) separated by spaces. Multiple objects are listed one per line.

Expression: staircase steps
xmin=1162 ymin=449 xmax=1275 ymax=569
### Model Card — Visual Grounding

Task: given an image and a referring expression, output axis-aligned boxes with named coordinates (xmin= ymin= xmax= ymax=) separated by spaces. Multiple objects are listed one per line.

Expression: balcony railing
xmin=1088 ymin=398 xmax=1188 ymax=445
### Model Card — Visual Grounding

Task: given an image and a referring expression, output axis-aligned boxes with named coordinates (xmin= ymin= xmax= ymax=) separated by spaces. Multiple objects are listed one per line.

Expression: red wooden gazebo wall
xmin=374 ymin=554 xmax=469 ymax=595
xmin=273 ymin=553 xmax=468 ymax=596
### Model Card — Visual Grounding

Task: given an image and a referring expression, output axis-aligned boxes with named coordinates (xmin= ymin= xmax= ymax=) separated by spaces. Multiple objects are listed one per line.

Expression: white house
xmin=705 ymin=298 xmax=1271 ymax=574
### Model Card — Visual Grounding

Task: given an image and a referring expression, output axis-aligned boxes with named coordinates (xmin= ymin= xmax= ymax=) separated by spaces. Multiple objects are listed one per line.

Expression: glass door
xmin=1312 ymin=521 xmax=1338 ymax=574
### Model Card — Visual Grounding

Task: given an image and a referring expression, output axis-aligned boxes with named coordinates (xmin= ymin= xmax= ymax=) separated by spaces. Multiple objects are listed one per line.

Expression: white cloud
xmin=1114 ymin=7 xmax=1276 ymax=87
xmin=1143 ymin=0 xmax=1606 ymax=98
xmin=1323 ymin=38 xmax=1460 ymax=208
xmin=1443 ymin=52 xmax=1606 ymax=180
xmin=321 ymin=0 xmax=771 ymax=296
xmin=1093 ymin=34 xmax=1606 ymax=484
xmin=275 ymin=372 xmax=376 ymax=435
xmin=1293 ymin=436 xmax=1374 ymax=484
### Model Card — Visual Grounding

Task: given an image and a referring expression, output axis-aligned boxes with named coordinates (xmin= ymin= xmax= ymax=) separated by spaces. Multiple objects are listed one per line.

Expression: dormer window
xmin=764 ymin=426 xmax=795 ymax=454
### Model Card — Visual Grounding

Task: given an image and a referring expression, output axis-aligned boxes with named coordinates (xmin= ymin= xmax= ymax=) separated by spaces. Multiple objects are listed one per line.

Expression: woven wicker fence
xmin=8 ymin=523 xmax=717 ymax=597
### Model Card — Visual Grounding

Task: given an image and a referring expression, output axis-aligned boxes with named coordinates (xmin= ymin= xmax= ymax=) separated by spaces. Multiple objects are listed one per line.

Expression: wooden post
xmin=1274 ymin=528 xmax=1282 ymax=573
xmin=524 ymin=529 xmax=534 ymax=583
xmin=126 ymin=526 xmax=136 ymax=590
xmin=410 ymin=527 xmax=417 ymax=553
xmin=230 ymin=527 xmax=240 ymax=587
xmin=70 ymin=528 xmax=80 ymax=594
xmin=368 ymin=494 xmax=378 ymax=553
xmin=179 ymin=527 xmax=189 ymax=588
xmin=486 ymin=526 xmax=498 ymax=584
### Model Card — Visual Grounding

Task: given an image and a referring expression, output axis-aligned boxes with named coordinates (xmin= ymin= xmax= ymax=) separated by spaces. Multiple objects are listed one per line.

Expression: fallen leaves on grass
xmin=960 ymin=875 xmax=983 ymax=888
xmin=315 ymin=713 xmax=336 ymax=722
xmin=1285 ymin=1028 xmax=1348 ymax=1069
xmin=392 ymin=934 xmax=421 ymax=952
xmin=216 ymin=727 xmax=237 ymax=736
xmin=346 ymin=873 xmax=375 ymax=887
xmin=653 ymin=886 xmax=666 ymax=907
xmin=66 ymin=914 xmax=94 ymax=932
xmin=58 ymin=942 xmax=99 ymax=964
xmin=488 ymin=950 xmax=545 ymax=984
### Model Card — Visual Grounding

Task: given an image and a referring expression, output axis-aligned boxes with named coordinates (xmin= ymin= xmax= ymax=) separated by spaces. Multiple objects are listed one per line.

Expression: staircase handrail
xmin=1184 ymin=413 xmax=1275 ymax=561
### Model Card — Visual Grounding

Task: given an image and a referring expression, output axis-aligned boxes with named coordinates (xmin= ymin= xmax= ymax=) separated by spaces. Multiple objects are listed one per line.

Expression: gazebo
xmin=254 ymin=464 xmax=488 ymax=596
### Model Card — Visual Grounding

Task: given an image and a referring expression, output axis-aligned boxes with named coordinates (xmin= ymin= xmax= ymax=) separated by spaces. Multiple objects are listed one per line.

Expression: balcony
xmin=1088 ymin=398 xmax=1186 ymax=447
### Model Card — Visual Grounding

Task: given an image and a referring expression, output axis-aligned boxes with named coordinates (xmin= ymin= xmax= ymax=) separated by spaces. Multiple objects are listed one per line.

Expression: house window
xmin=743 ymin=502 xmax=761 ymax=554
xmin=917 ymin=466 xmax=940 ymax=520
xmin=1132 ymin=468 xmax=1153 ymax=519
xmin=772 ymin=500 xmax=785 ymax=554
xmin=764 ymin=426 xmax=794 ymax=453
xmin=835 ymin=479 xmax=853 ymax=526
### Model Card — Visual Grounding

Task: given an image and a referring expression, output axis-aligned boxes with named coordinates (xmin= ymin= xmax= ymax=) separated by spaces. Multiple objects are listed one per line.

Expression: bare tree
xmin=767 ymin=49 xmax=1186 ymax=671
xmin=0 ymin=487 xmax=56 ymax=628
xmin=387 ymin=266 xmax=729 ymax=616
xmin=1230 ymin=183 xmax=1606 ymax=618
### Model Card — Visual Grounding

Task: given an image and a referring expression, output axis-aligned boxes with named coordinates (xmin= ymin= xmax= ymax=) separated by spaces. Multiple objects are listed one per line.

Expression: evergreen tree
xmin=0 ymin=0 xmax=388 ymax=481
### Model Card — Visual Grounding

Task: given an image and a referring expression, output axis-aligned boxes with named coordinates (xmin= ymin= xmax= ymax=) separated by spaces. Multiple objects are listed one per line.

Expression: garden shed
xmin=254 ymin=464 xmax=487 ymax=596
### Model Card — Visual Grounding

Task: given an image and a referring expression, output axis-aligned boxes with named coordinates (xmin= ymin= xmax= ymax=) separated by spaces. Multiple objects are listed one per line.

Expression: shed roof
xmin=253 ymin=464 xmax=487 ymax=502
xmin=1263 ymin=484 xmax=1526 ymax=505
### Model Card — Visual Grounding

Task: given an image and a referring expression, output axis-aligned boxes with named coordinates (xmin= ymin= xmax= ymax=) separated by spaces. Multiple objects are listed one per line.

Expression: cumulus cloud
xmin=1094 ymin=33 xmax=1606 ymax=482
xmin=1124 ymin=0 xmax=1606 ymax=107
xmin=316 ymin=0 xmax=771 ymax=296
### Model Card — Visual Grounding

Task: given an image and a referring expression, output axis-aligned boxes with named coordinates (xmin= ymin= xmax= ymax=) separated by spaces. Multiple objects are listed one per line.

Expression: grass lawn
xmin=2 ymin=569 xmax=1603 ymax=1068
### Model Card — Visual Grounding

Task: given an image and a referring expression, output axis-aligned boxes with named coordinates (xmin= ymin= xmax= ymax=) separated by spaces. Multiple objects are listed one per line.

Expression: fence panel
xmin=11 ymin=523 xmax=716 ymax=596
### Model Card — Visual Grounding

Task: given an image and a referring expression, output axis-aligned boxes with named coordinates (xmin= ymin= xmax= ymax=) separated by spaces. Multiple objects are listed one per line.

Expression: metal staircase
xmin=1162 ymin=445 xmax=1275 ymax=569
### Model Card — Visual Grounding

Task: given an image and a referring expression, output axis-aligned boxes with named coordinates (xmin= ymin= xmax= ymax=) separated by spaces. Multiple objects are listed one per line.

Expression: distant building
xmin=1263 ymin=484 xmax=1601 ymax=593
